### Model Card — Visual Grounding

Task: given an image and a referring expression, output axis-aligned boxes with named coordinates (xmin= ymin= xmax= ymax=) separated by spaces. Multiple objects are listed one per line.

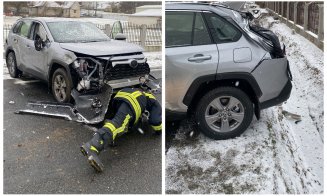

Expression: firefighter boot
xmin=80 ymin=133 xmax=105 ymax=172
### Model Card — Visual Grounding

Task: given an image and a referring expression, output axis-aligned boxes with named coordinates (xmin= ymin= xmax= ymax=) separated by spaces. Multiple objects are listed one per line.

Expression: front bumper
xmin=259 ymin=79 xmax=292 ymax=109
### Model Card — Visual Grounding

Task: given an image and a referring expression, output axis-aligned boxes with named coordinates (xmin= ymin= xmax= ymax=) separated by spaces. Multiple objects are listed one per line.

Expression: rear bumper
xmin=259 ymin=79 xmax=292 ymax=109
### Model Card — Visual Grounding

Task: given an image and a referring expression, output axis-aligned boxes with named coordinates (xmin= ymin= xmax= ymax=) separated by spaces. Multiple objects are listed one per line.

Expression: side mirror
xmin=114 ymin=33 xmax=127 ymax=41
xmin=34 ymin=39 xmax=44 ymax=51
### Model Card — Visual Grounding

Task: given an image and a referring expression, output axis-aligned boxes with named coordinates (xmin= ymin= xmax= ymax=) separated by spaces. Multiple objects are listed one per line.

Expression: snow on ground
xmin=166 ymin=16 xmax=323 ymax=194
xmin=144 ymin=51 xmax=162 ymax=69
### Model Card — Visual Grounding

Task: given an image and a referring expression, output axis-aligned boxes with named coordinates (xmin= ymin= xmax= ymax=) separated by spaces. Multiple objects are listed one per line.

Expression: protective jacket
xmin=98 ymin=88 xmax=162 ymax=144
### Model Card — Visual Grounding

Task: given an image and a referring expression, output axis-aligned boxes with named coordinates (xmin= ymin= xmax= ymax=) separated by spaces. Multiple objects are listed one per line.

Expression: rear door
xmin=10 ymin=20 xmax=32 ymax=71
xmin=165 ymin=10 xmax=219 ymax=112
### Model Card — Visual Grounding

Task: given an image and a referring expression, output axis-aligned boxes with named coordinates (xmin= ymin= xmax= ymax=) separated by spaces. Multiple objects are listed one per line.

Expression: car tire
xmin=195 ymin=87 xmax=254 ymax=140
xmin=52 ymin=68 xmax=72 ymax=103
xmin=6 ymin=52 xmax=22 ymax=78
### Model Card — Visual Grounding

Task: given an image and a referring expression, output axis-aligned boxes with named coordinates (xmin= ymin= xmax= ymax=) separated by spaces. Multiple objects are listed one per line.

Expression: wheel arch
xmin=5 ymin=47 xmax=15 ymax=59
xmin=184 ymin=73 xmax=262 ymax=119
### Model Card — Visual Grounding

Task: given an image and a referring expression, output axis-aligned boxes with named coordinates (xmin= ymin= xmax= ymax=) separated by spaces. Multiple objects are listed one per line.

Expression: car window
xmin=12 ymin=21 xmax=22 ymax=34
xmin=193 ymin=13 xmax=212 ymax=46
xmin=31 ymin=23 xmax=48 ymax=41
xmin=204 ymin=12 xmax=242 ymax=43
xmin=47 ymin=21 xmax=110 ymax=43
xmin=166 ymin=11 xmax=193 ymax=47
xmin=166 ymin=11 xmax=212 ymax=47
xmin=18 ymin=20 xmax=32 ymax=38
xmin=111 ymin=21 xmax=123 ymax=39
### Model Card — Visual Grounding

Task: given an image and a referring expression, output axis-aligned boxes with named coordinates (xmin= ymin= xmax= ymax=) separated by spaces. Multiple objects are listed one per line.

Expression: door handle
xmin=14 ymin=39 xmax=18 ymax=43
xmin=188 ymin=54 xmax=212 ymax=62
xmin=26 ymin=45 xmax=31 ymax=49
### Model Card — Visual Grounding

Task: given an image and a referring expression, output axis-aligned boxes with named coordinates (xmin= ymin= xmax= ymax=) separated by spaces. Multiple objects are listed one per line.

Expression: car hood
xmin=59 ymin=40 xmax=144 ymax=56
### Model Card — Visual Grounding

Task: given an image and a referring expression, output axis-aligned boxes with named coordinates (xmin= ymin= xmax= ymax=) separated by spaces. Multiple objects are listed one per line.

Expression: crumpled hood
xmin=59 ymin=40 xmax=144 ymax=56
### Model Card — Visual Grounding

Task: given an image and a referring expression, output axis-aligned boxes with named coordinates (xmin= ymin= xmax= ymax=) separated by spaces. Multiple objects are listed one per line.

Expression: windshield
xmin=46 ymin=21 xmax=110 ymax=43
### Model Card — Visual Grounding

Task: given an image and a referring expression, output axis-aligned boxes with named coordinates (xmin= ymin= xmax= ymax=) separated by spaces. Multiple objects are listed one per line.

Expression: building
xmin=29 ymin=1 xmax=62 ymax=17
xmin=63 ymin=2 xmax=80 ymax=18
xmin=128 ymin=5 xmax=162 ymax=25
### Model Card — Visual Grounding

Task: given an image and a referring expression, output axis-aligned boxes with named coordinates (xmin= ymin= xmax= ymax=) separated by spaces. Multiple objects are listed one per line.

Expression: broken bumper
xmin=16 ymin=84 xmax=113 ymax=124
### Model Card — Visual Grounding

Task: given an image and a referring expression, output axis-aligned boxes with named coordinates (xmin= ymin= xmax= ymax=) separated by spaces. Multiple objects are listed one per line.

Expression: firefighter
xmin=80 ymin=87 xmax=162 ymax=172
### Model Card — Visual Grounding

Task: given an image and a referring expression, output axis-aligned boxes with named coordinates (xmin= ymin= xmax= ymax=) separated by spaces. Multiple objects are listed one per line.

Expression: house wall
xmin=44 ymin=8 xmax=62 ymax=17
xmin=37 ymin=6 xmax=45 ymax=16
xmin=63 ymin=9 xmax=69 ymax=17
xmin=29 ymin=8 xmax=38 ymax=16
xmin=69 ymin=3 xmax=80 ymax=18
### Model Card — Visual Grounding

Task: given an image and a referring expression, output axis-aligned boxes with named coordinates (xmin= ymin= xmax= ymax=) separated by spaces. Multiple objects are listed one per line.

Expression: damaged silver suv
xmin=5 ymin=18 xmax=150 ymax=103
xmin=166 ymin=3 xmax=292 ymax=140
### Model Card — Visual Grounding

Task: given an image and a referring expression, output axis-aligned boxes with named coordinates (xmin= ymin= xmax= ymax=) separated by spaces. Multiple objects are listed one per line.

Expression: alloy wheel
xmin=205 ymin=96 xmax=245 ymax=133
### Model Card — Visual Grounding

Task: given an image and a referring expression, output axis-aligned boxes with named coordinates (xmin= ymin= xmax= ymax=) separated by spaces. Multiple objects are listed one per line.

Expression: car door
xmin=23 ymin=22 xmax=49 ymax=80
xmin=9 ymin=21 xmax=23 ymax=62
xmin=11 ymin=20 xmax=32 ymax=71
xmin=165 ymin=10 xmax=219 ymax=112
xmin=203 ymin=12 xmax=258 ymax=73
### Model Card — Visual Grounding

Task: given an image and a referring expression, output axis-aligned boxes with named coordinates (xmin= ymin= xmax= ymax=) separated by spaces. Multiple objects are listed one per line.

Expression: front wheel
xmin=195 ymin=87 xmax=254 ymax=140
xmin=52 ymin=68 xmax=72 ymax=103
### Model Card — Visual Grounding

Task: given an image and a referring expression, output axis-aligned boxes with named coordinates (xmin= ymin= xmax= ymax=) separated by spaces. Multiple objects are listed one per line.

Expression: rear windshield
xmin=46 ymin=21 xmax=110 ymax=43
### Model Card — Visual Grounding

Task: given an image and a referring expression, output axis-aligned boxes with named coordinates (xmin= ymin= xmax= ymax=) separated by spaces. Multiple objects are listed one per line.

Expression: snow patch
xmin=166 ymin=16 xmax=323 ymax=194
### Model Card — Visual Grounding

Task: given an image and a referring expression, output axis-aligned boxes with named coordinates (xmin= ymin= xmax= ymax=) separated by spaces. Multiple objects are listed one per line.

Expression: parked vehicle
xmin=5 ymin=18 xmax=150 ymax=103
xmin=165 ymin=3 xmax=292 ymax=140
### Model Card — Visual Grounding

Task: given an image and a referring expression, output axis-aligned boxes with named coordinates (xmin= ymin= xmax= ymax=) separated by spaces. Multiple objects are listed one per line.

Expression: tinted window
xmin=166 ymin=12 xmax=193 ymax=47
xmin=193 ymin=13 xmax=211 ymax=46
xmin=166 ymin=11 xmax=212 ymax=47
xmin=204 ymin=12 xmax=241 ymax=43
xmin=12 ymin=21 xmax=22 ymax=34
xmin=18 ymin=20 xmax=32 ymax=38
xmin=31 ymin=23 xmax=48 ymax=41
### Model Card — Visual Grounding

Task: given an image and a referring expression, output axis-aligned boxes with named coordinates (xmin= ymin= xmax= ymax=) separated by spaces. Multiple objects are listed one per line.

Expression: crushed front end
xmin=17 ymin=52 xmax=151 ymax=124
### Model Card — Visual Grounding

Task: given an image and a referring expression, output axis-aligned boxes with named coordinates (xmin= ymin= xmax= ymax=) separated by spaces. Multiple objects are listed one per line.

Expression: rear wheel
xmin=52 ymin=68 xmax=72 ymax=103
xmin=195 ymin=87 xmax=254 ymax=140
xmin=6 ymin=52 xmax=22 ymax=78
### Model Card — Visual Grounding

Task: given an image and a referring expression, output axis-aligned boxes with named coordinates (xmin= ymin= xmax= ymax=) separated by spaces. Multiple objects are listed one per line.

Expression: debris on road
xmin=281 ymin=110 xmax=302 ymax=120
xmin=9 ymin=101 xmax=15 ymax=104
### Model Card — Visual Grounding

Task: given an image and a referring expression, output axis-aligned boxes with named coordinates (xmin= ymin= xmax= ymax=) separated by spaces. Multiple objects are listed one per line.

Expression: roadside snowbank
xmin=166 ymin=16 xmax=323 ymax=194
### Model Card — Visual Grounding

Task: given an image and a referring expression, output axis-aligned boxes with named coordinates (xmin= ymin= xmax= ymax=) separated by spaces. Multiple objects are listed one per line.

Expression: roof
xmin=165 ymin=3 xmax=234 ymax=18
xmin=30 ymin=1 xmax=44 ymax=7
xmin=132 ymin=9 xmax=162 ymax=17
xmin=31 ymin=1 xmax=61 ymax=8
xmin=63 ymin=2 xmax=80 ymax=9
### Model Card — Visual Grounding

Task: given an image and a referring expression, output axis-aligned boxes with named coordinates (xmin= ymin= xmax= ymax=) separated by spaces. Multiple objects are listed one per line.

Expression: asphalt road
xmin=3 ymin=68 xmax=162 ymax=194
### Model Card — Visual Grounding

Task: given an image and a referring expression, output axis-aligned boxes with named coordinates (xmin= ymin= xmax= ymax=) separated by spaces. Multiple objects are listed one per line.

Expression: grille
xmin=105 ymin=63 xmax=150 ymax=81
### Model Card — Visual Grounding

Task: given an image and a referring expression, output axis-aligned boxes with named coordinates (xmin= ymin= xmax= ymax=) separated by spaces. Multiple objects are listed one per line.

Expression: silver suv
xmin=166 ymin=3 xmax=292 ymax=139
xmin=5 ymin=18 xmax=150 ymax=103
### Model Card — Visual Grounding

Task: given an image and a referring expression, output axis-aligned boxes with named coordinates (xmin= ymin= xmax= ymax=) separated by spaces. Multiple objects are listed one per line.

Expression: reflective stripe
xmin=115 ymin=91 xmax=142 ymax=124
xmin=131 ymin=91 xmax=143 ymax=98
xmin=144 ymin=92 xmax=156 ymax=99
xmin=103 ymin=122 xmax=116 ymax=132
xmin=112 ymin=114 xmax=131 ymax=139
xmin=151 ymin=123 xmax=162 ymax=131
xmin=90 ymin=145 xmax=99 ymax=154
